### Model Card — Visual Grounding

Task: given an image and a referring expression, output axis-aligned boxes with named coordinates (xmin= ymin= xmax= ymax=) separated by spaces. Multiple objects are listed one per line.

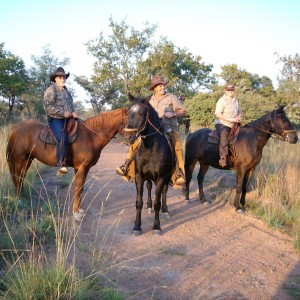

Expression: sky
xmin=1 ymin=0 xmax=300 ymax=102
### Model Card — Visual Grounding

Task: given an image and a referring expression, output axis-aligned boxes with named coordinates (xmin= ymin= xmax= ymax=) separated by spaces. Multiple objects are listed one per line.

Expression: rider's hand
xmin=64 ymin=111 xmax=71 ymax=118
xmin=72 ymin=112 xmax=78 ymax=118
xmin=231 ymin=116 xmax=241 ymax=123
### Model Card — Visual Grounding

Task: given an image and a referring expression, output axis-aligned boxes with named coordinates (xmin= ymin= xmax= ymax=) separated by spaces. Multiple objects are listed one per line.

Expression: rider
xmin=43 ymin=67 xmax=78 ymax=175
xmin=214 ymin=84 xmax=242 ymax=167
xmin=116 ymin=75 xmax=186 ymax=188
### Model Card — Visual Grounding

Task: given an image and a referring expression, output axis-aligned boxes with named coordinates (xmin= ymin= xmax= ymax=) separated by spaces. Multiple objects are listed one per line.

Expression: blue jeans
xmin=48 ymin=117 xmax=68 ymax=167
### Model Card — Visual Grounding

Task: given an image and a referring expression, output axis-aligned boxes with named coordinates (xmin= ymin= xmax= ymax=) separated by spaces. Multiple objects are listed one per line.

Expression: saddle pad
xmin=39 ymin=126 xmax=57 ymax=145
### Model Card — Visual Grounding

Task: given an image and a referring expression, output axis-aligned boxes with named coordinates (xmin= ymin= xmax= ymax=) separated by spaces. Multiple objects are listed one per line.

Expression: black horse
xmin=184 ymin=106 xmax=298 ymax=212
xmin=124 ymin=94 xmax=174 ymax=234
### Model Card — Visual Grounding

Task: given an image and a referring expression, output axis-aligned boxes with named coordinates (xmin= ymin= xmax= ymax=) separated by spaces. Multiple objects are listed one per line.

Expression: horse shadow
xmin=273 ymin=260 xmax=300 ymax=299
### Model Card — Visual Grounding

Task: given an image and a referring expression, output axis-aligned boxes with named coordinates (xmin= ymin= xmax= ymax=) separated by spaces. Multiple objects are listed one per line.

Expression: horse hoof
xmin=185 ymin=199 xmax=190 ymax=205
xmin=153 ymin=229 xmax=162 ymax=236
xmin=162 ymin=212 xmax=170 ymax=219
xmin=73 ymin=211 xmax=83 ymax=221
xmin=132 ymin=230 xmax=141 ymax=236
xmin=236 ymin=209 xmax=245 ymax=215
xmin=147 ymin=208 xmax=153 ymax=214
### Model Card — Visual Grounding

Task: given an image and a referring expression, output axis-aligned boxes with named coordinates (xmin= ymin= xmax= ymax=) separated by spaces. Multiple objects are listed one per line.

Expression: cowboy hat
xmin=149 ymin=75 xmax=169 ymax=90
xmin=50 ymin=67 xmax=70 ymax=82
xmin=225 ymin=84 xmax=235 ymax=91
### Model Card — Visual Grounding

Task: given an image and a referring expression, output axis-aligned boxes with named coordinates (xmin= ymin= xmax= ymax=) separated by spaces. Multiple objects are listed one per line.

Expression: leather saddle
xmin=208 ymin=123 xmax=240 ymax=144
xmin=39 ymin=117 xmax=79 ymax=145
xmin=208 ymin=124 xmax=240 ymax=160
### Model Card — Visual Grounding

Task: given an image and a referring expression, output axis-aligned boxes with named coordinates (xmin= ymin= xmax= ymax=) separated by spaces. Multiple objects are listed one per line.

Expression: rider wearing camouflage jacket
xmin=43 ymin=83 xmax=74 ymax=118
xmin=43 ymin=67 xmax=77 ymax=175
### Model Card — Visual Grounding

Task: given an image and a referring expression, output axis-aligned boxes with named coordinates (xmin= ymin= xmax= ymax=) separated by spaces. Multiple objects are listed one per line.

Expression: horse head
xmin=271 ymin=106 xmax=298 ymax=144
xmin=124 ymin=93 xmax=159 ymax=144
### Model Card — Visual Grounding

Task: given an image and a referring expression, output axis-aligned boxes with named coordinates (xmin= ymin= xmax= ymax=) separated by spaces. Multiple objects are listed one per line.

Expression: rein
xmin=241 ymin=111 xmax=297 ymax=142
xmin=78 ymin=109 xmax=128 ymax=139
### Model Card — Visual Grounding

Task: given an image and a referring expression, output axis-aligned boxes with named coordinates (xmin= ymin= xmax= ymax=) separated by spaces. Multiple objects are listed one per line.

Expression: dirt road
xmin=44 ymin=139 xmax=300 ymax=299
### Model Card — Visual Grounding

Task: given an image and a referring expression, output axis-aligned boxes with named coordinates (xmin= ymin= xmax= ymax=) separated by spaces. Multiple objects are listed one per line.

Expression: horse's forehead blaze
xmin=131 ymin=104 xmax=140 ymax=113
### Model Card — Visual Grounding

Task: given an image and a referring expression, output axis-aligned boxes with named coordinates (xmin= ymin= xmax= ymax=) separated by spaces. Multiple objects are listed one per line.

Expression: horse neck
xmin=85 ymin=109 xmax=123 ymax=139
xmin=144 ymin=105 xmax=162 ymax=135
xmin=247 ymin=113 xmax=273 ymax=148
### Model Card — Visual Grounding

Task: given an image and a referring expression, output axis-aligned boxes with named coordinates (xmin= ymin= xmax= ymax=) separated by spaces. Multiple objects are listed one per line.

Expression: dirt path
xmin=44 ymin=139 xmax=300 ymax=299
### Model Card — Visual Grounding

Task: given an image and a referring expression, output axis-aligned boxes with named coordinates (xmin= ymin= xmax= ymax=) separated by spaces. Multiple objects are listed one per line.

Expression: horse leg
xmin=161 ymin=182 xmax=170 ymax=219
xmin=153 ymin=179 xmax=164 ymax=234
xmin=133 ymin=176 xmax=144 ymax=235
xmin=197 ymin=163 xmax=209 ymax=203
xmin=184 ymin=159 xmax=197 ymax=202
xmin=146 ymin=180 xmax=153 ymax=213
xmin=234 ymin=169 xmax=246 ymax=212
xmin=73 ymin=167 xmax=89 ymax=221
xmin=240 ymin=168 xmax=255 ymax=207
xmin=13 ymin=156 xmax=33 ymax=198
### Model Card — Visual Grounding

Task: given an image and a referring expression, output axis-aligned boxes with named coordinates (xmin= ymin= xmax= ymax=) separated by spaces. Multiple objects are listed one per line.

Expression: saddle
xmin=39 ymin=117 xmax=79 ymax=146
xmin=208 ymin=123 xmax=240 ymax=160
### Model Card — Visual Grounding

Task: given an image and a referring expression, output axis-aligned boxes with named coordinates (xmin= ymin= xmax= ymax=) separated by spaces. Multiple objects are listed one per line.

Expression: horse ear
xmin=128 ymin=93 xmax=135 ymax=103
xmin=278 ymin=105 xmax=285 ymax=113
xmin=145 ymin=94 xmax=152 ymax=104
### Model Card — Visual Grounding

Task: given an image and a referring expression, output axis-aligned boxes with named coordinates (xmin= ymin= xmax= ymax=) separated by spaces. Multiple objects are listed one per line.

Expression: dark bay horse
xmin=6 ymin=108 xmax=127 ymax=220
xmin=184 ymin=106 xmax=298 ymax=212
xmin=124 ymin=94 xmax=174 ymax=235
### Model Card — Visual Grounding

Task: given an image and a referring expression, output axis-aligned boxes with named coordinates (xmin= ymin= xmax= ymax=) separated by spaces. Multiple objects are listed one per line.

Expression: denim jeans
xmin=215 ymin=123 xmax=231 ymax=159
xmin=47 ymin=117 xmax=68 ymax=167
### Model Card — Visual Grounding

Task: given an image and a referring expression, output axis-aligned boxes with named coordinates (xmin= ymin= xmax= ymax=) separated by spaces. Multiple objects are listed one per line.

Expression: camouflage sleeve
xmin=43 ymin=86 xmax=65 ymax=117
xmin=67 ymin=90 xmax=74 ymax=112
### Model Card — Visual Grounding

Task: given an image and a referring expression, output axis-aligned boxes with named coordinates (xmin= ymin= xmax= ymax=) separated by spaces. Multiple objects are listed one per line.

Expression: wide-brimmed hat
xmin=225 ymin=84 xmax=235 ymax=91
xmin=50 ymin=67 xmax=70 ymax=82
xmin=149 ymin=75 xmax=169 ymax=90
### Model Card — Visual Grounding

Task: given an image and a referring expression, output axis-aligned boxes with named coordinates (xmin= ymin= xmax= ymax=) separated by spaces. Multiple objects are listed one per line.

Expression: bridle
xmin=124 ymin=104 xmax=163 ymax=138
xmin=242 ymin=109 xmax=297 ymax=142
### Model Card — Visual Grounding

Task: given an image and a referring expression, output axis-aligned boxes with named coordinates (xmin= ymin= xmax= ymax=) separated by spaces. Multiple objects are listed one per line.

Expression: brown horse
xmin=6 ymin=108 xmax=127 ymax=220
xmin=184 ymin=106 xmax=298 ymax=212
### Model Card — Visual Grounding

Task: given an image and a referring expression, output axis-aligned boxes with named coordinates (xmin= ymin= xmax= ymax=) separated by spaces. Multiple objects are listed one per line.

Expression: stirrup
xmin=116 ymin=159 xmax=129 ymax=176
xmin=116 ymin=166 xmax=127 ymax=176
xmin=175 ymin=176 xmax=185 ymax=185
xmin=175 ymin=169 xmax=185 ymax=185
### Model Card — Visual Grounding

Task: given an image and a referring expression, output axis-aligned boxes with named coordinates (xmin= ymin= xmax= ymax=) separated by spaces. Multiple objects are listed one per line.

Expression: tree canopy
xmin=75 ymin=17 xmax=215 ymax=110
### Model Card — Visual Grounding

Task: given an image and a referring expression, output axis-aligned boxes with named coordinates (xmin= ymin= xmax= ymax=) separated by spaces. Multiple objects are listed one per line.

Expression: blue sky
xmin=1 ymin=0 xmax=300 ymax=101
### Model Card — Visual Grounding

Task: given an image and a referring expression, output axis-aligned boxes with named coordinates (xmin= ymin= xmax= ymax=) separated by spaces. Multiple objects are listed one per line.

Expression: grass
xmin=0 ymin=125 xmax=126 ymax=299
xmin=246 ymin=137 xmax=300 ymax=252
xmin=1 ymin=124 xmax=300 ymax=298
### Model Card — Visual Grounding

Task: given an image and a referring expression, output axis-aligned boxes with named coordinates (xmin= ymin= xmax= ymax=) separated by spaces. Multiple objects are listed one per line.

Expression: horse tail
xmin=6 ymin=133 xmax=15 ymax=178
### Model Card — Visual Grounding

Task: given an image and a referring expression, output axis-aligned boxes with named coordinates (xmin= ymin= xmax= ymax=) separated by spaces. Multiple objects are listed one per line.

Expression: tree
xmin=219 ymin=64 xmax=274 ymax=97
xmin=78 ymin=17 xmax=215 ymax=109
xmin=0 ymin=43 xmax=29 ymax=121
xmin=276 ymin=53 xmax=300 ymax=104
xmin=138 ymin=38 xmax=215 ymax=99
xmin=26 ymin=45 xmax=71 ymax=120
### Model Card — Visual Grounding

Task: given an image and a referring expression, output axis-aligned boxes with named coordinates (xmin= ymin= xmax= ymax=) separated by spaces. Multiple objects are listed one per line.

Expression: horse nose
xmin=124 ymin=132 xmax=136 ymax=144
xmin=287 ymin=134 xmax=298 ymax=144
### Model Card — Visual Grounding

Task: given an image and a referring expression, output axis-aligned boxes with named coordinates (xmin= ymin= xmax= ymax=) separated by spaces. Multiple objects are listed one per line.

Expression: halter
xmin=242 ymin=109 xmax=297 ymax=142
xmin=124 ymin=104 xmax=163 ymax=138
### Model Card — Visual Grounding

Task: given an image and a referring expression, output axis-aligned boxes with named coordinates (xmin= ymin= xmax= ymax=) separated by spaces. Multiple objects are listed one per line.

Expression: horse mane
xmin=84 ymin=110 xmax=118 ymax=130
xmin=245 ymin=107 xmax=282 ymax=128
xmin=146 ymin=101 xmax=162 ymax=129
